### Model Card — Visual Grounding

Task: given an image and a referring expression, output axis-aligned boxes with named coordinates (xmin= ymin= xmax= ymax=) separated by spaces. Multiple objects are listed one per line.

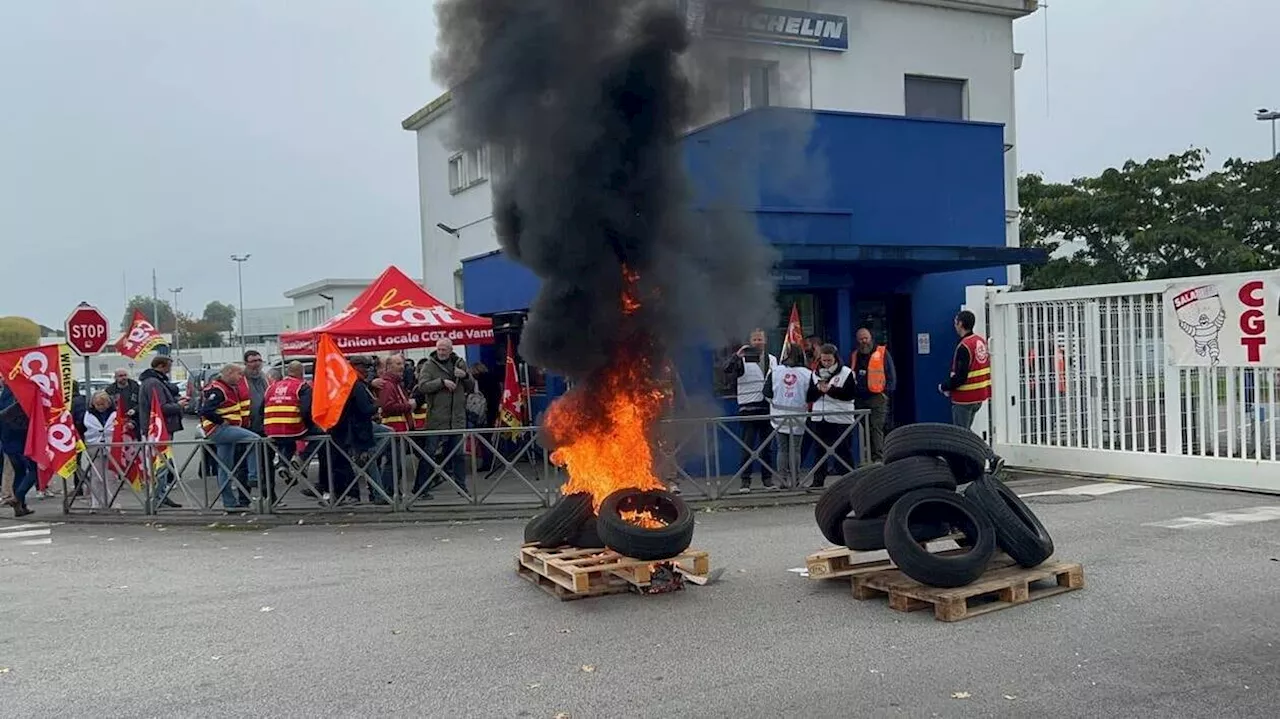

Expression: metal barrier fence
xmin=57 ymin=410 xmax=869 ymax=516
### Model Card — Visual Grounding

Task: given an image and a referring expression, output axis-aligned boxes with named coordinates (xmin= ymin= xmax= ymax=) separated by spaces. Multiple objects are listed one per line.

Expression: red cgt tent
xmin=279 ymin=265 xmax=494 ymax=356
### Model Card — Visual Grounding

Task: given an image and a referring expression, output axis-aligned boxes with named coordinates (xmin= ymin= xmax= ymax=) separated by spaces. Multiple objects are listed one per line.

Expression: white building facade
xmin=404 ymin=0 xmax=1039 ymax=303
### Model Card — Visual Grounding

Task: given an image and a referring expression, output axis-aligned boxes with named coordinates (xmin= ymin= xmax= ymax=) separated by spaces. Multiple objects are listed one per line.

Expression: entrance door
xmin=853 ymin=295 xmax=915 ymax=429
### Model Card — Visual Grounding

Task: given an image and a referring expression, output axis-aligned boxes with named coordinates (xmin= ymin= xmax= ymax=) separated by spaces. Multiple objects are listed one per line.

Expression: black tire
xmin=569 ymin=516 xmax=603 ymax=549
xmin=526 ymin=492 xmax=593 ymax=548
xmin=963 ymin=475 xmax=1054 ymax=568
xmin=597 ymin=489 xmax=694 ymax=560
xmin=814 ymin=465 xmax=881 ymax=545
xmin=848 ymin=456 xmax=957 ymax=518
xmin=841 ymin=515 xmax=950 ymax=552
xmin=883 ymin=423 xmax=990 ymax=481
xmin=884 ymin=488 xmax=996 ymax=588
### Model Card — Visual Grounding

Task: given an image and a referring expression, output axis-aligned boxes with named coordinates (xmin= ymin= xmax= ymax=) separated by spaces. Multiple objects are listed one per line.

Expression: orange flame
xmin=546 ymin=266 xmax=669 ymax=510
xmin=620 ymin=509 xmax=667 ymax=529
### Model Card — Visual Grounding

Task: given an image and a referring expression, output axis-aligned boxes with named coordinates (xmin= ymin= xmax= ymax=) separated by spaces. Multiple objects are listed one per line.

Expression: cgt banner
xmin=1164 ymin=274 xmax=1280 ymax=368
xmin=0 ymin=344 xmax=83 ymax=489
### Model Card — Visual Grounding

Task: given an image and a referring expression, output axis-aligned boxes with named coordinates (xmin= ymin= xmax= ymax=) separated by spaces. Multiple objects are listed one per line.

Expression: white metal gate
xmin=965 ymin=272 xmax=1280 ymax=493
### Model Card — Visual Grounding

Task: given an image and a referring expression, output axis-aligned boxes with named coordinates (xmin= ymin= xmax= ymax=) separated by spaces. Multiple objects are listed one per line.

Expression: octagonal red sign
xmin=65 ymin=303 xmax=111 ymax=355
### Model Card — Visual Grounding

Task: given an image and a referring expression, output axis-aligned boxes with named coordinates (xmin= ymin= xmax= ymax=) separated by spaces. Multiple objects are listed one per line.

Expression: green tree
xmin=0 ymin=316 xmax=41 ymax=351
xmin=176 ymin=314 xmax=223 ymax=348
xmin=1018 ymin=150 xmax=1280 ymax=290
xmin=121 ymin=296 xmax=176 ymax=333
xmin=201 ymin=301 xmax=237 ymax=332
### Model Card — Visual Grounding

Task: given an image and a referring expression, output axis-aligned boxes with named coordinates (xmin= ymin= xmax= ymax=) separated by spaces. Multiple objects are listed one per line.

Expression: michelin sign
xmin=681 ymin=1 xmax=849 ymax=51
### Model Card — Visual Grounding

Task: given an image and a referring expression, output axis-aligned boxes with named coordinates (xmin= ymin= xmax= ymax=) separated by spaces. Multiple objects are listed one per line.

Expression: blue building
xmin=460 ymin=107 xmax=1043 ymax=425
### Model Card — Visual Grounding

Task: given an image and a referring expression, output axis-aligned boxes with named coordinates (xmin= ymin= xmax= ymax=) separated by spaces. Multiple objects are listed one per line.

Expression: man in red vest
xmin=939 ymin=310 xmax=992 ymax=431
xmin=263 ymin=361 xmax=315 ymax=503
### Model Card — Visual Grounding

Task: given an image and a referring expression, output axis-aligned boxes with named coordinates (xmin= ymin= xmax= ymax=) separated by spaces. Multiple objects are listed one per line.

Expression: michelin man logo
xmin=1172 ymin=285 xmax=1227 ymax=366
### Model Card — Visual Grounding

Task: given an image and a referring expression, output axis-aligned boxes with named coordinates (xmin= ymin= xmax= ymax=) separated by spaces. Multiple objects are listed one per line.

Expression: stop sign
xmin=65 ymin=302 xmax=111 ymax=356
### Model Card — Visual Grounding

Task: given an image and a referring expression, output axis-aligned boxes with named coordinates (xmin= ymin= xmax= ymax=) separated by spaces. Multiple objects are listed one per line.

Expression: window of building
xmin=727 ymin=59 xmax=778 ymax=115
xmin=904 ymin=75 xmax=967 ymax=120
xmin=447 ymin=145 xmax=490 ymax=194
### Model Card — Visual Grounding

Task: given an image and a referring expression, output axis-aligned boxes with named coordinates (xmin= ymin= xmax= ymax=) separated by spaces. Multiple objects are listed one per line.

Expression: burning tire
xmin=883 ymin=423 xmax=990 ymax=481
xmin=884 ymin=488 xmax=995 ymax=588
xmin=524 ymin=492 xmax=593 ymax=548
xmin=814 ymin=464 xmax=880 ymax=546
xmin=596 ymin=489 xmax=694 ymax=560
xmin=841 ymin=514 xmax=949 ymax=552
xmin=848 ymin=456 xmax=957 ymax=518
xmin=569 ymin=516 xmax=604 ymax=549
xmin=962 ymin=475 xmax=1054 ymax=568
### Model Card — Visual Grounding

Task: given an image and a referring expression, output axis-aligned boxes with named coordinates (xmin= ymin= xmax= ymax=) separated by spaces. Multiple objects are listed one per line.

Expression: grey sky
xmin=1 ymin=0 xmax=1275 ymax=329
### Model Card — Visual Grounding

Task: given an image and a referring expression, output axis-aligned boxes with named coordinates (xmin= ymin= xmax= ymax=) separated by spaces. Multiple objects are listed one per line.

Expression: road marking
xmin=1018 ymin=483 xmax=1147 ymax=498
xmin=0 ymin=524 xmax=53 ymax=547
xmin=0 ymin=529 xmax=53 ymax=539
xmin=1144 ymin=506 xmax=1280 ymax=530
xmin=19 ymin=538 xmax=52 ymax=546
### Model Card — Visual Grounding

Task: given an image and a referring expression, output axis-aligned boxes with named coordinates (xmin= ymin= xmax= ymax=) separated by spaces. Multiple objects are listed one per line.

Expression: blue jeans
xmin=7 ymin=453 xmax=37 ymax=507
xmin=210 ymin=425 xmax=260 ymax=508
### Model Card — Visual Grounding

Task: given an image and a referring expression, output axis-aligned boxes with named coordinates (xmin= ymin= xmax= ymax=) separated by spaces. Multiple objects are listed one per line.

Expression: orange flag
xmin=311 ymin=333 xmax=356 ymax=431
xmin=780 ymin=302 xmax=805 ymax=364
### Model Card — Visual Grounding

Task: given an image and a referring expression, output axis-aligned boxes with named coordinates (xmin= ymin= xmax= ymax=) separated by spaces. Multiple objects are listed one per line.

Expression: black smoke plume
xmin=432 ymin=0 xmax=777 ymax=386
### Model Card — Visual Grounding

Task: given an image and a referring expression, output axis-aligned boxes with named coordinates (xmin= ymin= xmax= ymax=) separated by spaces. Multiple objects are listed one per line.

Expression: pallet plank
xmin=852 ymin=559 xmax=1084 ymax=622
xmin=518 ymin=545 xmax=712 ymax=601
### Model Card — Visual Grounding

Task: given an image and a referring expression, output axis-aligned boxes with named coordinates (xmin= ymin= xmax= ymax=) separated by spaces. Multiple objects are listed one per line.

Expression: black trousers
xmin=737 ymin=407 xmax=773 ymax=486
xmin=809 ymin=420 xmax=855 ymax=484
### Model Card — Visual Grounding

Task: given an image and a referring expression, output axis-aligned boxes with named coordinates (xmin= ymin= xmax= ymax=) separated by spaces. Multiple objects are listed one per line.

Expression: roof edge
xmin=402 ymin=90 xmax=453 ymax=131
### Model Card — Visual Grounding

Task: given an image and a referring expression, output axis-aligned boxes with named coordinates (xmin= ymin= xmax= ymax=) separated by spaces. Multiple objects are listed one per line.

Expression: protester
xmin=263 ymin=360 xmax=317 ymax=504
xmin=242 ymin=350 xmax=269 ymax=435
xmin=200 ymin=363 xmax=258 ymax=510
xmin=105 ymin=368 xmax=141 ymax=432
xmin=330 ymin=355 xmax=380 ymax=504
xmin=374 ymin=354 xmax=414 ymax=504
xmin=722 ymin=328 xmax=778 ymax=493
xmin=851 ymin=327 xmax=896 ymax=462
xmin=471 ymin=361 xmax=501 ymax=472
xmin=763 ymin=346 xmax=813 ymax=489
xmin=138 ymin=354 xmax=184 ymax=508
xmin=940 ymin=310 xmax=992 ymax=430
xmin=414 ymin=339 xmax=475 ymax=493
xmin=83 ymin=391 xmax=118 ymax=511
xmin=806 ymin=343 xmax=858 ymax=489
xmin=0 ymin=378 xmax=35 ymax=517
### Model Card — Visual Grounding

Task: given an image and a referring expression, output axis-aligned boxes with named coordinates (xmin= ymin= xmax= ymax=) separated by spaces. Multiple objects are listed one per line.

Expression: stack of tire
xmin=522 ymin=488 xmax=696 ymax=561
xmin=814 ymin=423 xmax=1054 ymax=588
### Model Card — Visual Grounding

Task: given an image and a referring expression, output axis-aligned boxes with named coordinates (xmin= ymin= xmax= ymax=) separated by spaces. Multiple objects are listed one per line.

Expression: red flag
xmin=115 ymin=309 xmax=165 ymax=359
xmin=110 ymin=394 xmax=145 ymax=490
xmin=496 ymin=338 xmax=525 ymax=434
xmin=311 ymin=333 xmax=356 ymax=431
xmin=780 ymin=303 xmax=805 ymax=364
xmin=0 ymin=344 xmax=83 ymax=489
xmin=146 ymin=390 xmax=173 ymax=472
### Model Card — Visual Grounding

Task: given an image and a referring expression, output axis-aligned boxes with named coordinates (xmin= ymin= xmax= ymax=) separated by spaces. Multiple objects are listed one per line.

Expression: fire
xmin=546 ymin=266 xmax=669 ymax=510
xmin=619 ymin=509 xmax=667 ymax=529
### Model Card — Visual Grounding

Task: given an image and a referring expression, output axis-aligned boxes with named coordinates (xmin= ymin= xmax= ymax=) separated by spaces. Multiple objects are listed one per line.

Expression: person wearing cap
xmin=328 ymin=355 xmax=381 ymax=505
xmin=138 ymin=354 xmax=185 ymax=508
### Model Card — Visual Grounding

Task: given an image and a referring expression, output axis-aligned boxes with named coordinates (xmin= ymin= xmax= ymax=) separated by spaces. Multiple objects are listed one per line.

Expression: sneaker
xmin=160 ymin=498 xmax=183 ymax=509
xmin=737 ymin=486 xmax=751 ymax=494
xmin=762 ymin=483 xmax=778 ymax=491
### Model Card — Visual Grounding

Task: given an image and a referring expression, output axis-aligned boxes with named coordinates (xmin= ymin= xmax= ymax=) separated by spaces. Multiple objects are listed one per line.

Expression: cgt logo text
xmin=370 ymin=288 xmax=465 ymax=328
xmin=1238 ymin=279 xmax=1275 ymax=363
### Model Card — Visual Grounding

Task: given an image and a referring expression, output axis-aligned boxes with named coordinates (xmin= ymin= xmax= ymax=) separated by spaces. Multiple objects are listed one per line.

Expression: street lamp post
xmin=230 ymin=254 xmax=251 ymax=354
xmin=168 ymin=286 xmax=183 ymax=356
xmin=1258 ymin=108 xmax=1279 ymax=158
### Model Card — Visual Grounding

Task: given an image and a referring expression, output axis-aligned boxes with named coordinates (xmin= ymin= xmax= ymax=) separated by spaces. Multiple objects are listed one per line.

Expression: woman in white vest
xmin=721 ymin=329 xmax=778 ymax=492
xmin=806 ymin=343 xmax=859 ymax=488
xmin=763 ymin=347 xmax=813 ymax=489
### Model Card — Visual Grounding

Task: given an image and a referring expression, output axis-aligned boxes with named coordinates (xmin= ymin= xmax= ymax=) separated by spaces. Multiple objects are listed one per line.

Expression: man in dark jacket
xmin=329 ymin=355 xmax=380 ymax=504
xmin=414 ymin=339 xmax=475 ymax=493
xmin=105 ymin=368 xmax=141 ymax=434
xmin=138 ymin=355 xmax=184 ymax=508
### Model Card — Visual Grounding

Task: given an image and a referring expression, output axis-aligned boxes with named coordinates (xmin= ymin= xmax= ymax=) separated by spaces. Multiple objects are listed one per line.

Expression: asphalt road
xmin=2 ymin=475 xmax=1279 ymax=718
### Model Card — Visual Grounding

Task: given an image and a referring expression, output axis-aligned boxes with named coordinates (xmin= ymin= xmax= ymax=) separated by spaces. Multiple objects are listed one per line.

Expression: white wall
xmin=412 ymin=0 xmax=1034 ymax=297
xmin=290 ymin=287 xmax=364 ymax=331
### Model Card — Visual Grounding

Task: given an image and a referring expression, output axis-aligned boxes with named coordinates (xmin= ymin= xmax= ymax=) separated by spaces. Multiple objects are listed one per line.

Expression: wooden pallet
xmin=517 ymin=544 xmax=711 ymax=600
xmin=805 ymin=536 xmax=966 ymax=580
xmin=851 ymin=557 xmax=1084 ymax=622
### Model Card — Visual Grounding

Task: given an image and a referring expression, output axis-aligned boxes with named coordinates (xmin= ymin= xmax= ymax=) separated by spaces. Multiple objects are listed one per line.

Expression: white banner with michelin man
xmin=1164 ymin=274 xmax=1280 ymax=368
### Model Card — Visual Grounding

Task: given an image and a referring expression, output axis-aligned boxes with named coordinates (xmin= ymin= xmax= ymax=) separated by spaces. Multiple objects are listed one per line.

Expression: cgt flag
xmin=116 ymin=309 xmax=165 ymax=359
xmin=780 ymin=302 xmax=805 ymax=365
xmin=110 ymin=394 xmax=145 ymax=491
xmin=0 ymin=344 xmax=83 ymax=489
xmin=496 ymin=337 xmax=525 ymax=437
xmin=146 ymin=389 xmax=173 ymax=473
xmin=311 ymin=333 xmax=356 ymax=431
